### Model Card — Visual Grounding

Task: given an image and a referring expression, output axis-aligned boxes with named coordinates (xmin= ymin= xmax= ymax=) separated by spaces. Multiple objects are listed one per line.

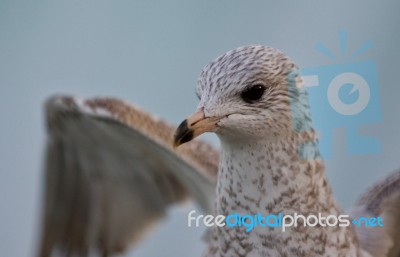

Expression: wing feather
xmin=350 ymin=170 xmax=400 ymax=257
xmin=38 ymin=95 xmax=219 ymax=257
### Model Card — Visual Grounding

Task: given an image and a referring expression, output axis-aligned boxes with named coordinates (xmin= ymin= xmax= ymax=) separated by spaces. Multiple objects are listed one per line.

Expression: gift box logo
xmin=294 ymin=31 xmax=381 ymax=159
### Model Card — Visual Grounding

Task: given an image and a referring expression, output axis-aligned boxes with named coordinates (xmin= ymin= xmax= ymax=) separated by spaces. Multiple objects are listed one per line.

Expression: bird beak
xmin=173 ymin=109 xmax=219 ymax=147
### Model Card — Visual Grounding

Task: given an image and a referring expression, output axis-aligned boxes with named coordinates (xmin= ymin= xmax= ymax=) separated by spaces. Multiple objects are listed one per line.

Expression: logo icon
xmin=300 ymin=30 xmax=381 ymax=158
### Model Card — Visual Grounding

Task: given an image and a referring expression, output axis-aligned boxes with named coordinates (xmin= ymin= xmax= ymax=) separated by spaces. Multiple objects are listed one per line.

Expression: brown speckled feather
xmin=39 ymin=44 xmax=400 ymax=257
xmin=357 ymin=170 xmax=400 ymax=215
xmin=84 ymin=98 xmax=219 ymax=182
xmin=39 ymin=95 xmax=219 ymax=257
xmin=350 ymin=170 xmax=400 ymax=257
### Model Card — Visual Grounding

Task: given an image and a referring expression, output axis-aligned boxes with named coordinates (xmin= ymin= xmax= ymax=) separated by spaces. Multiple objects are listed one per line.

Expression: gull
xmin=38 ymin=45 xmax=400 ymax=257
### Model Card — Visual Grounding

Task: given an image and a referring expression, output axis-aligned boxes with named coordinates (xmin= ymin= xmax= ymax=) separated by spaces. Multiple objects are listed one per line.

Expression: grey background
xmin=1 ymin=1 xmax=399 ymax=256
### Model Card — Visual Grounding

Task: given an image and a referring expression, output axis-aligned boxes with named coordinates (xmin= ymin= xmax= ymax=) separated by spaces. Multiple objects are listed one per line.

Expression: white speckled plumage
xmin=40 ymin=45 xmax=400 ymax=257
xmin=194 ymin=45 xmax=359 ymax=257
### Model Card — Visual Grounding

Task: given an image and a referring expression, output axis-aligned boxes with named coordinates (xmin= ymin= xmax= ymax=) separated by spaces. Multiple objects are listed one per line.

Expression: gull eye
xmin=240 ymin=84 xmax=266 ymax=103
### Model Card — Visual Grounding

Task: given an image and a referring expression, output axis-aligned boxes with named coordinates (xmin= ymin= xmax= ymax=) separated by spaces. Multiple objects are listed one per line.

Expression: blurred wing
xmin=349 ymin=170 xmax=400 ymax=257
xmin=38 ymin=95 xmax=219 ymax=257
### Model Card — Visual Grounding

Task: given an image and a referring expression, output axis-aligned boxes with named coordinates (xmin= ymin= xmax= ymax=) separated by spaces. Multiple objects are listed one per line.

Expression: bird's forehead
xmin=196 ymin=45 xmax=291 ymax=97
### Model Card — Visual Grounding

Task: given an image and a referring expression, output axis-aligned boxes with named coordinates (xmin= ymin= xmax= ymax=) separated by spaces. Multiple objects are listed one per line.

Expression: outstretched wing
xmin=350 ymin=170 xmax=400 ymax=257
xmin=38 ymin=95 xmax=219 ymax=257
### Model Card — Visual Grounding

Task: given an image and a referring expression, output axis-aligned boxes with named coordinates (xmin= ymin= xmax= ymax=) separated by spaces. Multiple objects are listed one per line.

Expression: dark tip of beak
xmin=173 ymin=119 xmax=194 ymax=147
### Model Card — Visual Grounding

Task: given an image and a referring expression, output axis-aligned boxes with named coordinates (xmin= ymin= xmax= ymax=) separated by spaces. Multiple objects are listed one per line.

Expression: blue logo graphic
xmin=297 ymin=30 xmax=381 ymax=158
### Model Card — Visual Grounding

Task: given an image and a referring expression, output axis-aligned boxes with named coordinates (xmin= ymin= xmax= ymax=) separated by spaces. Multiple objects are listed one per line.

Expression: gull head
xmin=174 ymin=45 xmax=311 ymax=147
